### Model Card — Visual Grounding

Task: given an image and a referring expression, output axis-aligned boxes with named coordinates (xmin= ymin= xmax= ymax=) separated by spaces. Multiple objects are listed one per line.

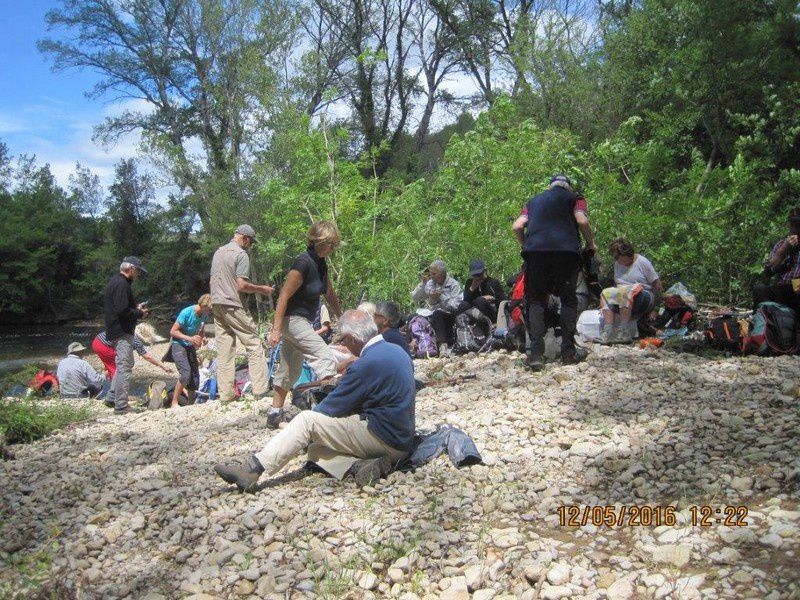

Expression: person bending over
xmin=214 ymin=310 xmax=415 ymax=491
xmin=169 ymin=294 xmax=213 ymax=407
xmin=57 ymin=342 xmax=106 ymax=398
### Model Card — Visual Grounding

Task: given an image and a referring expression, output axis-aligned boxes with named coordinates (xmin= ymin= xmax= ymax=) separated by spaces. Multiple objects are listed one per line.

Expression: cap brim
xmin=137 ymin=266 xmax=148 ymax=274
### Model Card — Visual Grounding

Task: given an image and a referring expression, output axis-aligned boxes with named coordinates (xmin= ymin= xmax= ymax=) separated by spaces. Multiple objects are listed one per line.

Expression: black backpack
xmin=453 ymin=308 xmax=492 ymax=354
xmin=705 ymin=316 xmax=746 ymax=353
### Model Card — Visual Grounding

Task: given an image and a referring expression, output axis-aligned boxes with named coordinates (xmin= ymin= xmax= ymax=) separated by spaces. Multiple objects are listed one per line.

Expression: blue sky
xmin=0 ymin=0 xmax=139 ymax=188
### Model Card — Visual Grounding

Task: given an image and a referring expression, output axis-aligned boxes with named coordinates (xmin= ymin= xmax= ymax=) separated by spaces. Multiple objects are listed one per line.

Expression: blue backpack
xmin=742 ymin=302 xmax=797 ymax=356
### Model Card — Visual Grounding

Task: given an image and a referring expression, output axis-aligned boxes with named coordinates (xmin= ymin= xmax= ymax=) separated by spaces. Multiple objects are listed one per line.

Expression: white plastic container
xmin=577 ymin=309 xmax=601 ymax=342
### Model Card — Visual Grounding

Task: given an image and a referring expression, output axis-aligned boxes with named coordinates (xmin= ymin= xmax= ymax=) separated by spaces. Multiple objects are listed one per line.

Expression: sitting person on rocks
xmin=410 ymin=260 xmax=463 ymax=355
xmin=753 ymin=207 xmax=800 ymax=313
xmin=460 ymin=259 xmax=505 ymax=323
xmin=214 ymin=310 xmax=415 ymax=491
xmin=598 ymin=239 xmax=663 ymax=344
xmin=57 ymin=342 xmax=107 ymax=398
xmin=374 ymin=301 xmax=412 ymax=356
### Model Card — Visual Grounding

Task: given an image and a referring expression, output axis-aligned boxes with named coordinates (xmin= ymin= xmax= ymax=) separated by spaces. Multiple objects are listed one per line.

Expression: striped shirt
xmin=97 ymin=331 xmax=148 ymax=356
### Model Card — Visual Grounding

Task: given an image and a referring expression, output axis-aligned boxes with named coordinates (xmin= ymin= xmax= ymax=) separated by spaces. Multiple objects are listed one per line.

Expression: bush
xmin=0 ymin=399 xmax=96 ymax=445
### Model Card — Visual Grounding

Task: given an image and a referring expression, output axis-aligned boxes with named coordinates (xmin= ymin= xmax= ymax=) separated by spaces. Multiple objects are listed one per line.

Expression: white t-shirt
xmin=614 ymin=254 xmax=659 ymax=291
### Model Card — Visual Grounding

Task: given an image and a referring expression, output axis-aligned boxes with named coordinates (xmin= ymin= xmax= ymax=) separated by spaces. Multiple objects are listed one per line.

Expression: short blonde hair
xmin=308 ymin=220 xmax=341 ymax=248
xmin=198 ymin=293 xmax=212 ymax=309
xmin=135 ymin=322 xmax=158 ymax=344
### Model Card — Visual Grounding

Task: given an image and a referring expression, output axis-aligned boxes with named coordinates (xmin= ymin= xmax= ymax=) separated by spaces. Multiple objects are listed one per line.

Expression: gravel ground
xmin=1 ymin=345 xmax=799 ymax=599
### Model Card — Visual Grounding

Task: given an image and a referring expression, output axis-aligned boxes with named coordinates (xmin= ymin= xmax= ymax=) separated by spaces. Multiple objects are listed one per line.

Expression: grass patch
xmin=0 ymin=364 xmax=44 ymax=397
xmin=0 ymin=399 xmax=96 ymax=445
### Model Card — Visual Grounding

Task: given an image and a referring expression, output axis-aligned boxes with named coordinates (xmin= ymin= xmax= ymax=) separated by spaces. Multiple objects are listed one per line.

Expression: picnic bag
xmin=146 ymin=380 xmax=168 ymax=410
xmin=453 ymin=308 xmax=491 ymax=354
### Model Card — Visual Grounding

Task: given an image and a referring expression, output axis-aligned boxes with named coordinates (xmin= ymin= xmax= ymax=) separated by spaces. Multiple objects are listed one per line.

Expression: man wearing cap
xmin=754 ymin=208 xmax=800 ymax=312
xmin=460 ymin=259 xmax=506 ymax=323
xmin=512 ymin=175 xmax=597 ymax=370
xmin=56 ymin=342 xmax=107 ymax=398
xmin=210 ymin=225 xmax=275 ymax=403
xmin=103 ymin=256 xmax=149 ymax=412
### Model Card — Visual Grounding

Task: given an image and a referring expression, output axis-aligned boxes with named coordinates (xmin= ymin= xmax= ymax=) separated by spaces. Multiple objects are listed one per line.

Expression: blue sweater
xmin=314 ymin=339 xmax=416 ymax=451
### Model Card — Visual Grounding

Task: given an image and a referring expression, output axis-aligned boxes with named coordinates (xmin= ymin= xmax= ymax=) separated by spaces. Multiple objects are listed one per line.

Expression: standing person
xmin=512 ymin=175 xmax=597 ymax=370
xmin=103 ymin=257 xmax=149 ymax=414
xmin=266 ymin=221 xmax=342 ymax=429
xmin=56 ymin=342 xmax=106 ymax=398
xmin=753 ymin=207 xmax=800 ymax=313
xmin=169 ymin=294 xmax=213 ymax=408
xmin=461 ymin=259 xmax=506 ymax=323
xmin=210 ymin=225 xmax=275 ymax=403
xmin=374 ymin=301 xmax=412 ymax=356
xmin=410 ymin=260 xmax=463 ymax=355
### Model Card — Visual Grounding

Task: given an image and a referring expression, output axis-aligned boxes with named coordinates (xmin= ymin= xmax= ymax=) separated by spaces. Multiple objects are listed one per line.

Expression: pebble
xmin=1 ymin=348 xmax=797 ymax=599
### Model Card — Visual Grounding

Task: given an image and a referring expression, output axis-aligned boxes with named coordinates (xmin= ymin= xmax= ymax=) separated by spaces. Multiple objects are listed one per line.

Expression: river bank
xmin=1 ymin=346 xmax=798 ymax=598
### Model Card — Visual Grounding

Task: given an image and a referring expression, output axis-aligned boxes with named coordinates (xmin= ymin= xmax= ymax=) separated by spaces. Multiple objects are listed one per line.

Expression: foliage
xmin=0 ymin=399 xmax=96 ymax=445
xmin=0 ymin=365 xmax=43 ymax=396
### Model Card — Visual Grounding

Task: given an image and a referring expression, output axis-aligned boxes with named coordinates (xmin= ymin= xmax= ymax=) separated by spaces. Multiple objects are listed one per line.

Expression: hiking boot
xmin=351 ymin=456 xmax=395 ymax=487
xmin=214 ymin=455 xmax=264 ymax=493
xmin=265 ymin=407 xmax=285 ymax=430
xmin=103 ymin=399 xmax=115 ymax=409
xmin=524 ymin=352 xmax=544 ymax=372
xmin=561 ymin=347 xmax=589 ymax=365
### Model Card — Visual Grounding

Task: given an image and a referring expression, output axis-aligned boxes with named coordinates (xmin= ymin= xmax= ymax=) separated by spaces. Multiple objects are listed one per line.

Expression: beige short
xmin=273 ymin=315 xmax=337 ymax=390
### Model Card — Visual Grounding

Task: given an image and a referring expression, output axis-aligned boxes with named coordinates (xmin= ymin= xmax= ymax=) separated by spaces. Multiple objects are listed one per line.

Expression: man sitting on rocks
xmin=214 ymin=310 xmax=415 ymax=491
xmin=754 ymin=207 xmax=800 ymax=313
xmin=460 ymin=258 xmax=506 ymax=323
xmin=374 ymin=301 xmax=411 ymax=356
xmin=411 ymin=260 xmax=463 ymax=355
xmin=57 ymin=342 xmax=107 ymax=398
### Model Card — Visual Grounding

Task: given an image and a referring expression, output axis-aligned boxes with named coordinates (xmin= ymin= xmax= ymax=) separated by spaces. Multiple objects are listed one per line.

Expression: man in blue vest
xmin=512 ymin=175 xmax=597 ymax=370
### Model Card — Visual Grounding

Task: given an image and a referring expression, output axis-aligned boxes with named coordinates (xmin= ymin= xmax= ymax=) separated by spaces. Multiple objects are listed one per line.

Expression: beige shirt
xmin=210 ymin=240 xmax=251 ymax=308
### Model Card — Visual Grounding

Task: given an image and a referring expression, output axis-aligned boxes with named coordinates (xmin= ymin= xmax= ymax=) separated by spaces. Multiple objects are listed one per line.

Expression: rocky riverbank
xmin=1 ymin=346 xmax=799 ymax=599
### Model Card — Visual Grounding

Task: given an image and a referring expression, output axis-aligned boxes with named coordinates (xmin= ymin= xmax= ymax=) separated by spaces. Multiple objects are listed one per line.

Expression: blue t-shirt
xmin=173 ymin=306 xmax=210 ymax=347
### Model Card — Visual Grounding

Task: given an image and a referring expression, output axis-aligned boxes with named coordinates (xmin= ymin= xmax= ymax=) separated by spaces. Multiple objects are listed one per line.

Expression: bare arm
xmin=326 ymin=279 xmax=342 ymax=318
xmin=142 ymin=352 xmax=172 ymax=373
xmin=170 ymin=320 xmax=202 ymax=347
xmin=652 ymin=278 xmax=664 ymax=305
xmin=574 ymin=211 xmax=597 ymax=252
xmin=236 ymin=277 xmax=274 ymax=296
xmin=512 ymin=215 xmax=528 ymax=246
xmin=268 ymin=269 xmax=304 ymax=345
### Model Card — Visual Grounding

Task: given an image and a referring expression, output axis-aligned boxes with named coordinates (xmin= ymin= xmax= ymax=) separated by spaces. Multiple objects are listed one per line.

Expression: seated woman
xmin=599 ymin=239 xmax=663 ymax=344
xmin=169 ymin=293 xmax=213 ymax=408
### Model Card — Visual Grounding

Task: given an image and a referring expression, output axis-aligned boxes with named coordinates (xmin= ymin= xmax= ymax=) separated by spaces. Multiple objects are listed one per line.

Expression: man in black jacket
xmin=460 ymin=259 xmax=505 ymax=323
xmin=104 ymin=256 xmax=148 ymax=413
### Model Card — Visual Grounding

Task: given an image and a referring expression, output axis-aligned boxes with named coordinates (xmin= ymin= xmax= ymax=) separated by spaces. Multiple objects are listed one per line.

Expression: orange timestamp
xmin=557 ymin=505 xmax=751 ymax=527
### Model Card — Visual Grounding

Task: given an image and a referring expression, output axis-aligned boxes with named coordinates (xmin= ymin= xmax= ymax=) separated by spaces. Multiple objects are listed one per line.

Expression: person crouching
xmin=214 ymin=310 xmax=416 ymax=491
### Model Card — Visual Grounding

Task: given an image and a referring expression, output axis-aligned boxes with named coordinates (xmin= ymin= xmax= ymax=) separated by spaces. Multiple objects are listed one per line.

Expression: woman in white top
xmin=599 ymin=239 xmax=663 ymax=344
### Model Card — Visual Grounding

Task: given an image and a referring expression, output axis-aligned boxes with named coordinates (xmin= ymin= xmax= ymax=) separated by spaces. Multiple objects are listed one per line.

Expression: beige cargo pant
xmin=213 ymin=305 xmax=268 ymax=401
xmin=254 ymin=411 xmax=408 ymax=479
xmin=272 ymin=315 xmax=337 ymax=391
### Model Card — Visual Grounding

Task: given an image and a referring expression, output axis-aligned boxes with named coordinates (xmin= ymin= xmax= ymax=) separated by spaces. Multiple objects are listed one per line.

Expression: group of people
xmin=54 ymin=174 xmax=800 ymax=491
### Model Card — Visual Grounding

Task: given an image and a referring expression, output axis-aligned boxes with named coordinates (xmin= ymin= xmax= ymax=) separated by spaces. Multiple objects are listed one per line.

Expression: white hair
xmin=135 ymin=322 xmax=158 ymax=344
xmin=357 ymin=301 xmax=376 ymax=316
xmin=120 ymin=261 xmax=134 ymax=271
xmin=429 ymin=259 xmax=447 ymax=275
xmin=339 ymin=309 xmax=379 ymax=343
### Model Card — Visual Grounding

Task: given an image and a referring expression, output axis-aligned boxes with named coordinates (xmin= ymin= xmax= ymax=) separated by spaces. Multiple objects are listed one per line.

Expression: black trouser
xmin=753 ymin=282 xmax=800 ymax=313
xmin=458 ymin=298 xmax=498 ymax=323
xmin=523 ymin=251 xmax=581 ymax=358
xmin=429 ymin=309 xmax=456 ymax=346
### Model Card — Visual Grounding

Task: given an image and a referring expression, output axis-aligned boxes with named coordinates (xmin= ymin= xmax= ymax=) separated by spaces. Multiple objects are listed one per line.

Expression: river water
xmin=0 ymin=323 xmax=102 ymax=376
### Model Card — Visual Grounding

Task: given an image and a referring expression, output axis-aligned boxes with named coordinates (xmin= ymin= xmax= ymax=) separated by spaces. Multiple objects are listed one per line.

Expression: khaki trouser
xmin=254 ymin=411 xmax=408 ymax=480
xmin=273 ymin=315 xmax=337 ymax=391
xmin=213 ymin=305 xmax=268 ymax=401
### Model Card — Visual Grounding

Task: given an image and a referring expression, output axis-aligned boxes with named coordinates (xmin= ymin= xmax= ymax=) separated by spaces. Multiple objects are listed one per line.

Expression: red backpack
xmin=509 ymin=273 xmax=526 ymax=327
xmin=29 ymin=370 xmax=59 ymax=395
